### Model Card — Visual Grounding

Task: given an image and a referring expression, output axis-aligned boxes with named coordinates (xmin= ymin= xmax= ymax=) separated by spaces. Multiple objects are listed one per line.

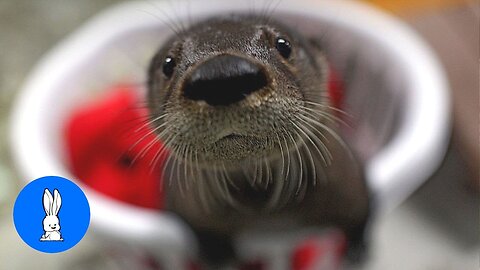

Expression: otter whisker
xmin=187 ymin=147 xmax=198 ymax=191
xmin=127 ymin=131 xmax=172 ymax=169
xmin=172 ymin=144 xmax=193 ymax=197
xmin=220 ymin=165 xmax=241 ymax=208
xmin=167 ymin=144 xmax=182 ymax=194
xmin=184 ymin=144 xmax=194 ymax=191
xmin=299 ymin=105 xmax=343 ymax=127
xmin=185 ymin=0 xmax=194 ymax=34
xmin=137 ymin=7 xmax=182 ymax=38
xmin=207 ymin=166 xmax=219 ymax=202
xmin=249 ymin=160 xmax=256 ymax=186
xmin=129 ymin=129 xmax=167 ymax=168
xmin=174 ymin=142 xmax=190 ymax=193
xmin=141 ymin=0 xmax=185 ymax=38
xmin=128 ymin=100 xmax=171 ymax=124
xmin=259 ymin=0 xmax=283 ymax=25
xmin=263 ymin=157 xmax=271 ymax=189
xmin=112 ymin=106 xmax=170 ymax=145
xmin=274 ymin=132 xmax=286 ymax=183
xmin=222 ymin=162 xmax=239 ymax=190
xmin=284 ymin=126 xmax=304 ymax=195
xmin=288 ymin=119 xmax=318 ymax=189
xmin=212 ymin=164 xmax=233 ymax=205
xmin=253 ymin=160 xmax=262 ymax=186
xmin=119 ymin=116 xmax=158 ymax=132
xmin=192 ymin=149 xmax=200 ymax=188
xmin=295 ymin=118 xmax=333 ymax=185
xmin=299 ymin=111 xmax=331 ymax=155
xmin=149 ymin=130 xmax=173 ymax=171
xmin=294 ymin=114 xmax=329 ymax=165
xmin=288 ymin=119 xmax=318 ymax=183
xmin=126 ymin=119 xmax=170 ymax=160
xmin=296 ymin=113 xmax=333 ymax=164
xmin=300 ymin=104 xmax=348 ymax=128
xmin=165 ymin=0 xmax=191 ymax=34
xmin=193 ymin=151 xmax=212 ymax=212
xmin=304 ymin=101 xmax=352 ymax=122
xmin=158 ymin=142 xmax=175 ymax=183
xmin=130 ymin=118 xmax=171 ymax=156
xmin=218 ymin=168 xmax=232 ymax=203
xmin=266 ymin=133 xmax=287 ymax=209
xmin=183 ymin=145 xmax=190 ymax=190
xmin=300 ymin=110 xmax=351 ymax=158
xmin=166 ymin=144 xmax=181 ymax=190
xmin=176 ymin=143 xmax=188 ymax=195
xmin=151 ymin=131 xmax=175 ymax=183
xmin=279 ymin=129 xmax=292 ymax=184
xmin=134 ymin=112 xmax=169 ymax=133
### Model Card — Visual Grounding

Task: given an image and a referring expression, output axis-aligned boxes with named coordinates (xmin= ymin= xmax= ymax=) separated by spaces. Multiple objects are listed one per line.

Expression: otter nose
xmin=183 ymin=55 xmax=268 ymax=106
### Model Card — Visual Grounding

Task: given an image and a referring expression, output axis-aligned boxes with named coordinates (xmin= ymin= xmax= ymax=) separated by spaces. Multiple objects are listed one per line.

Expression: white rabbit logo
xmin=40 ymin=189 xmax=63 ymax=241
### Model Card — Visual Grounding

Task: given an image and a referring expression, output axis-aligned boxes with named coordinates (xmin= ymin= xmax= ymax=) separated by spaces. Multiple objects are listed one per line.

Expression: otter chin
xmin=147 ymin=14 xmax=370 ymax=266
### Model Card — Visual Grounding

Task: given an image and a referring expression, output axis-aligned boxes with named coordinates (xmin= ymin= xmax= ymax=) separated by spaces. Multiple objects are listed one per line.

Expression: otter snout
xmin=183 ymin=54 xmax=268 ymax=106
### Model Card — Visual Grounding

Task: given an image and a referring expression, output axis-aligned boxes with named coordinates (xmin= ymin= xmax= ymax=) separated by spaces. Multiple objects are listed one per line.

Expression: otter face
xmin=148 ymin=15 xmax=329 ymax=165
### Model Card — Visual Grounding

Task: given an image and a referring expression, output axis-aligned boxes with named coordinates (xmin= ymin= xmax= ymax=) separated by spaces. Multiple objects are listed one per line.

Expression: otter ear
xmin=43 ymin=189 xmax=53 ymax=215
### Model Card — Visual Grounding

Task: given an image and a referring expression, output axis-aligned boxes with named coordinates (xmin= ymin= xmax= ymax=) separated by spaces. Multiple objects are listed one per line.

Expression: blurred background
xmin=0 ymin=0 xmax=478 ymax=269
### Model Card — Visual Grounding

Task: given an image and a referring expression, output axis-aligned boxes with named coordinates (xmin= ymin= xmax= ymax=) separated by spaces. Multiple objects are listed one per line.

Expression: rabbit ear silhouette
xmin=53 ymin=189 xmax=62 ymax=215
xmin=43 ymin=189 xmax=53 ymax=215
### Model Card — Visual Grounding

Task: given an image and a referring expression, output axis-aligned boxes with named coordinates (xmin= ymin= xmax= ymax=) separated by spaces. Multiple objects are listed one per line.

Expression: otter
xmin=147 ymin=14 xmax=370 ymax=267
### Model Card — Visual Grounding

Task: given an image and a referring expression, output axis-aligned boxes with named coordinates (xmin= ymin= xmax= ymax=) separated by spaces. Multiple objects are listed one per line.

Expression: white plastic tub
xmin=10 ymin=0 xmax=450 ymax=268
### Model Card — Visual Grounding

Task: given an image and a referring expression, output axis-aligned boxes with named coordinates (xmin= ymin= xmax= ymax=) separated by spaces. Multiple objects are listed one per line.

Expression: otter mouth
xmin=191 ymin=132 xmax=272 ymax=163
xmin=216 ymin=133 xmax=251 ymax=142
xmin=213 ymin=133 xmax=261 ymax=149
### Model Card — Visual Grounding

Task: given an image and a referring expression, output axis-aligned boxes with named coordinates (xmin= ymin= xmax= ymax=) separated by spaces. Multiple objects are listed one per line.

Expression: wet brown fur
xmin=147 ymin=14 xmax=370 ymax=266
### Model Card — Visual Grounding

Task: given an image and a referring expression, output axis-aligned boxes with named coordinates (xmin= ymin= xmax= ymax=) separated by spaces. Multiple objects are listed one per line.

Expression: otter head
xmin=147 ymin=15 xmax=330 ymax=167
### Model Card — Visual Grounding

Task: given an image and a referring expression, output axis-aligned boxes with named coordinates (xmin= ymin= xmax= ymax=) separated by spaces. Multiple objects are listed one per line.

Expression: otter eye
xmin=163 ymin=56 xmax=175 ymax=78
xmin=275 ymin=37 xmax=291 ymax=58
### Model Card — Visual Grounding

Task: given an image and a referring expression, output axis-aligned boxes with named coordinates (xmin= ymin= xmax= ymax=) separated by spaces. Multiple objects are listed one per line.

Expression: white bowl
xmin=10 ymin=0 xmax=450 ymax=267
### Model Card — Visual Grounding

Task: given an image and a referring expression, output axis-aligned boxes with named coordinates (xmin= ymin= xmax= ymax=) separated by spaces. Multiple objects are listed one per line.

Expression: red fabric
xmin=64 ymin=85 xmax=168 ymax=209
xmin=328 ymin=66 xmax=344 ymax=109
xmin=292 ymin=232 xmax=347 ymax=270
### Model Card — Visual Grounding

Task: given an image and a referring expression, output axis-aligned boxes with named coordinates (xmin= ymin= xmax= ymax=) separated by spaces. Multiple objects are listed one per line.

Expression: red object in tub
xmin=292 ymin=231 xmax=347 ymax=270
xmin=65 ymin=85 xmax=168 ymax=209
xmin=328 ymin=66 xmax=344 ymax=109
